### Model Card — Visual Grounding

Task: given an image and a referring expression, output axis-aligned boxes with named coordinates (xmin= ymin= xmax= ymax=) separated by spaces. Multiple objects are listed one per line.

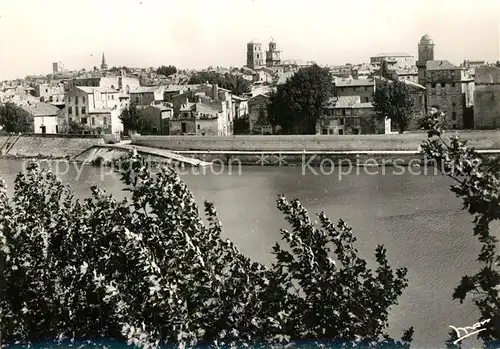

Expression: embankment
xmin=130 ymin=132 xmax=500 ymax=166
xmin=131 ymin=131 xmax=500 ymax=152
xmin=0 ymin=134 xmax=105 ymax=159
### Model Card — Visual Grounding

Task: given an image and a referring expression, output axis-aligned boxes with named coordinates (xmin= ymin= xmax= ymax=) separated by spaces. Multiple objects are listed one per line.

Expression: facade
xmin=425 ymin=60 xmax=475 ymax=129
xmin=66 ymin=74 xmax=140 ymax=94
xmin=316 ymin=96 xmax=374 ymax=135
xmin=64 ymin=86 xmax=125 ymax=134
xmin=370 ymin=53 xmax=415 ymax=69
xmin=20 ymin=102 xmax=60 ymax=134
xmin=335 ymin=79 xmax=375 ymax=103
xmin=52 ymin=62 xmax=63 ymax=74
xmin=265 ymin=39 xmax=281 ymax=67
xmin=139 ymin=104 xmax=173 ymax=134
xmin=247 ymin=94 xmax=270 ymax=133
xmin=130 ymin=86 xmax=164 ymax=105
xmin=232 ymin=95 xmax=249 ymax=118
xmin=416 ymin=34 xmax=435 ymax=86
xmin=474 ymin=66 xmax=500 ymax=129
xmin=246 ymin=42 xmax=264 ymax=69
xmin=34 ymin=83 xmax=65 ymax=105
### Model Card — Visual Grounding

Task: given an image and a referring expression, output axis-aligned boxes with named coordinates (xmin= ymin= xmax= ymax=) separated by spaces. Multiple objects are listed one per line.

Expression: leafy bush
xmin=0 ymin=155 xmax=413 ymax=348
xmin=420 ymin=112 xmax=500 ymax=347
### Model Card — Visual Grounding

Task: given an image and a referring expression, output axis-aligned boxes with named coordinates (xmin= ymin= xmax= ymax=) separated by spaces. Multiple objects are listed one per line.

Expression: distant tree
xmin=372 ymin=80 xmax=415 ymax=134
xmin=68 ymin=121 xmax=86 ymax=134
xmin=267 ymin=64 xmax=335 ymax=134
xmin=188 ymin=72 xmax=251 ymax=96
xmin=156 ymin=65 xmax=177 ymax=77
xmin=0 ymin=102 xmax=32 ymax=133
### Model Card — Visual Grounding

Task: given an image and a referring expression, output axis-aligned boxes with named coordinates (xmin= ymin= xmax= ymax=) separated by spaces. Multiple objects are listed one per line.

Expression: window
xmin=75 ymin=107 xmax=79 ymax=116
xmin=45 ymin=89 xmax=48 ymax=93
xmin=452 ymin=112 xmax=457 ymax=120
xmin=452 ymin=103 xmax=456 ymax=108
xmin=68 ymin=96 xmax=71 ymax=103
xmin=364 ymin=86 xmax=368 ymax=91
xmin=340 ymin=118 xmax=345 ymax=125
xmin=197 ymin=124 xmax=200 ymax=130
xmin=75 ymin=96 xmax=79 ymax=105
xmin=111 ymin=94 xmax=114 ymax=99
xmin=103 ymin=117 xmax=107 ymax=125
xmin=342 ymin=109 xmax=346 ymax=116
xmin=82 ymin=106 xmax=86 ymax=114
xmin=81 ymin=117 xmax=87 ymax=124
xmin=363 ymin=97 xmax=369 ymax=103
xmin=68 ymin=106 xmax=72 ymax=115
xmin=322 ymin=128 xmax=328 ymax=135
xmin=338 ymin=129 xmax=344 ymax=135
xmin=83 ymin=96 xmax=86 ymax=102
xmin=353 ymin=87 xmax=357 ymax=92
xmin=452 ymin=124 xmax=457 ymax=130
xmin=452 ymin=83 xmax=456 ymax=88
xmin=91 ymin=117 xmax=95 ymax=126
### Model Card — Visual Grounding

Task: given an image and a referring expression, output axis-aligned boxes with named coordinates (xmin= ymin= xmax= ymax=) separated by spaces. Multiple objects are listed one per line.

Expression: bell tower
xmin=266 ymin=37 xmax=281 ymax=67
xmin=246 ymin=41 xmax=263 ymax=69
xmin=416 ymin=34 xmax=434 ymax=86
xmin=101 ymin=52 xmax=108 ymax=70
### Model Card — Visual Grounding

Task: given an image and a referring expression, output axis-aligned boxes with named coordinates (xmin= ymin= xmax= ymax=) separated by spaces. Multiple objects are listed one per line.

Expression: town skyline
xmin=0 ymin=0 xmax=499 ymax=80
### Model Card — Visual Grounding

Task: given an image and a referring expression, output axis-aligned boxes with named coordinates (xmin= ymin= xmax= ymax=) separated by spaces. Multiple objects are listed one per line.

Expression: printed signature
xmin=449 ymin=319 xmax=491 ymax=345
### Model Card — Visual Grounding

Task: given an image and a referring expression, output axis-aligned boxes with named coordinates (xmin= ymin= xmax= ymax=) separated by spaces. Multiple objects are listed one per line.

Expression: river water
xmin=0 ymin=159 xmax=484 ymax=348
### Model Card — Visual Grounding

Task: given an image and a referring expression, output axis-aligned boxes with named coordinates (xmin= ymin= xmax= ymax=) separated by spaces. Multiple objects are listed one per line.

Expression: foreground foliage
xmin=0 ymin=154 xmax=413 ymax=348
xmin=421 ymin=111 xmax=500 ymax=347
xmin=0 ymin=102 xmax=32 ymax=133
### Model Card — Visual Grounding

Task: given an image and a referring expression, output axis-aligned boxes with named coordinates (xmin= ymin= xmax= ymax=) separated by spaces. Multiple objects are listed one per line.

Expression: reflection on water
xmin=0 ymin=159 xmax=483 ymax=348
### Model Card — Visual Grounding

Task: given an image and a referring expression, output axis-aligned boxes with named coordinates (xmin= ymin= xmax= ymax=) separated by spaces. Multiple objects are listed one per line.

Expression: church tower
xmin=416 ymin=34 xmax=434 ymax=86
xmin=265 ymin=38 xmax=281 ymax=67
xmin=101 ymin=53 xmax=108 ymax=70
xmin=246 ymin=41 xmax=263 ymax=69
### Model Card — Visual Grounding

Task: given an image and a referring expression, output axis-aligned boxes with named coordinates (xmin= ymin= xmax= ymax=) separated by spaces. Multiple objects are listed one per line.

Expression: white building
xmin=20 ymin=102 xmax=60 ymax=134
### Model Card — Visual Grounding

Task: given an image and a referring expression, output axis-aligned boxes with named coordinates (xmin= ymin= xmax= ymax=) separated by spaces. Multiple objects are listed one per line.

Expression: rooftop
xmin=426 ymin=60 xmax=459 ymax=71
xmin=335 ymin=79 xmax=375 ymax=87
xmin=76 ymin=86 xmax=119 ymax=94
xmin=372 ymin=52 xmax=413 ymax=58
xmin=131 ymin=86 xmax=162 ymax=94
xmin=326 ymin=96 xmax=360 ymax=108
xmin=20 ymin=102 xmax=60 ymax=117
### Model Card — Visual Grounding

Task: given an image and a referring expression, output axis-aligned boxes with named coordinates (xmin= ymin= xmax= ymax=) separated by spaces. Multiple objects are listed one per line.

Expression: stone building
xmin=246 ymin=41 xmax=264 ymax=69
xmin=474 ymin=65 xmax=500 ymax=129
xmin=370 ymin=53 xmax=415 ymax=69
xmin=425 ymin=60 xmax=475 ymax=129
xmin=335 ymin=79 xmax=375 ymax=103
xmin=316 ymin=96 xmax=374 ymax=135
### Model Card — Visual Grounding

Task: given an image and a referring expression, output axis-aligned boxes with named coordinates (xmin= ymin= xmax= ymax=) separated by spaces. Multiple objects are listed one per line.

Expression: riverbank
xmin=0 ymin=133 xmax=104 ymax=159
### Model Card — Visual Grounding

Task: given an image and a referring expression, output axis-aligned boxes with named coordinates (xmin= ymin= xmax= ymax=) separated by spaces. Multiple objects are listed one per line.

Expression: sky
xmin=0 ymin=0 xmax=499 ymax=80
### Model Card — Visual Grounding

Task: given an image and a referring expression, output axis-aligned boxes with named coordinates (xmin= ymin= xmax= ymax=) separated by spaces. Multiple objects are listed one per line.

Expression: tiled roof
xmin=20 ymin=102 xmax=60 ymax=117
xmin=77 ymin=86 xmax=119 ymax=93
xmin=164 ymin=84 xmax=186 ymax=92
xmin=90 ymin=109 xmax=113 ymax=114
xmin=131 ymin=86 xmax=162 ymax=94
xmin=355 ymin=102 xmax=374 ymax=108
xmin=335 ymin=79 xmax=375 ymax=87
xmin=426 ymin=60 xmax=459 ymax=71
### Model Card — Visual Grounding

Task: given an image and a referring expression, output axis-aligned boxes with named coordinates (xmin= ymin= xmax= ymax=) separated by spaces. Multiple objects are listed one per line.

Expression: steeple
xmin=101 ymin=53 xmax=108 ymax=70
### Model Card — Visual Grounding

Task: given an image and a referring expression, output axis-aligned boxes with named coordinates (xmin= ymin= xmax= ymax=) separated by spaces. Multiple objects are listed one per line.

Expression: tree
xmin=0 ymin=102 xmax=32 ymax=133
xmin=421 ymin=111 xmax=500 ymax=347
xmin=372 ymin=80 xmax=415 ymax=133
xmin=0 ymin=153 xmax=414 ymax=348
xmin=119 ymin=103 xmax=141 ymax=135
xmin=267 ymin=64 xmax=334 ymax=134
xmin=156 ymin=65 xmax=177 ymax=77
xmin=188 ymin=71 xmax=251 ymax=96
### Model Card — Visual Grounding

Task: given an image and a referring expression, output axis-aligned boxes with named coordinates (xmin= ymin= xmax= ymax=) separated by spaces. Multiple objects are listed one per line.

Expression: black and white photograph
xmin=0 ymin=0 xmax=499 ymax=348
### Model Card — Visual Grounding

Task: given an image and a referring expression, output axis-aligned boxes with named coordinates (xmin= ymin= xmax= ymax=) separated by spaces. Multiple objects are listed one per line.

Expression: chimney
xmin=213 ymin=84 xmax=218 ymax=101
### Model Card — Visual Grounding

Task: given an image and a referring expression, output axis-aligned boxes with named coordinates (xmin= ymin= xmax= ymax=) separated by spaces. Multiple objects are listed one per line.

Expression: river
xmin=0 ymin=159 xmax=483 ymax=348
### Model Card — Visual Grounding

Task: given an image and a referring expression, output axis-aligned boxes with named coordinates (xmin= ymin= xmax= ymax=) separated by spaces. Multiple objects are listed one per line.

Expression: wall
xmin=1 ymin=134 xmax=104 ymax=158
xmin=131 ymin=131 xmax=500 ymax=152
xmin=34 ymin=116 xmax=58 ymax=134
xmin=474 ymin=84 xmax=500 ymax=129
